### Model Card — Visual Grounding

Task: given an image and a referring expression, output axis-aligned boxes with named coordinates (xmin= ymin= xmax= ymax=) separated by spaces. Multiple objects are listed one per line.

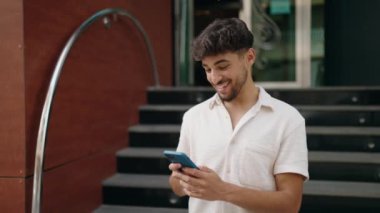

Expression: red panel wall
xmin=0 ymin=0 xmax=173 ymax=212
xmin=0 ymin=178 xmax=26 ymax=212
xmin=40 ymin=151 xmax=116 ymax=212
xmin=0 ymin=0 xmax=27 ymax=211
xmin=0 ymin=0 xmax=26 ymax=177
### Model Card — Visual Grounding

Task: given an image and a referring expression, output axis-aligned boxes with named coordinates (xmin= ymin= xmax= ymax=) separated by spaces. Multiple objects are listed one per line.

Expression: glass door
xmin=240 ymin=0 xmax=312 ymax=88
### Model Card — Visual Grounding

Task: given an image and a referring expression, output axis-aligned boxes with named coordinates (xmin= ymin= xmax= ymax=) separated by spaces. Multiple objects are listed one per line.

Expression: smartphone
xmin=163 ymin=150 xmax=199 ymax=169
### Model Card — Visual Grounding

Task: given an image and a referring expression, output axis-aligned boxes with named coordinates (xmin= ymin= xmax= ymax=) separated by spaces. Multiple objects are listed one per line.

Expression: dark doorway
xmin=325 ymin=0 xmax=380 ymax=86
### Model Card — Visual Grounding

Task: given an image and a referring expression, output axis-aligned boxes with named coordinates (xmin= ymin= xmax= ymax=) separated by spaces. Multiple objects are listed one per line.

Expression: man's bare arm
xmin=222 ymin=173 xmax=304 ymax=213
xmin=177 ymin=167 xmax=304 ymax=213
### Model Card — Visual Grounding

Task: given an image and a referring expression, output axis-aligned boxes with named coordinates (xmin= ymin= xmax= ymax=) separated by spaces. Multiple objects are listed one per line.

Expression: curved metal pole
xmin=32 ymin=8 xmax=159 ymax=213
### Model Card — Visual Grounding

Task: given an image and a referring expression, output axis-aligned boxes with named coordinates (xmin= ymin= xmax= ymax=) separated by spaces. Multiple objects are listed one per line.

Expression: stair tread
xmin=305 ymin=180 xmax=380 ymax=198
xmin=103 ymin=173 xmax=170 ymax=189
xmin=129 ymin=124 xmax=380 ymax=136
xmin=306 ymin=126 xmax=380 ymax=135
xmin=94 ymin=205 xmax=187 ymax=213
xmin=129 ymin=125 xmax=180 ymax=133
xmin=118 ymin=147 xmax=380 ymax=164
xmin=104 ymin=173 xmax=380 ymax=198
xmin=117 ymin=147 xmax=168 ymax=158
xmin=140 ymin=104 xmax=380 ymax=111
xmin=308 ymin=151 xmax=380 ymax=164
xmin=148 ymin=86 xmax=380 ymax=92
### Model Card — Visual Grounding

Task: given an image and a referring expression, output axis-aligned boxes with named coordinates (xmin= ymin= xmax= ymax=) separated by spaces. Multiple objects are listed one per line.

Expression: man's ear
xmin=247 ymin=48 xmax=256 ymax=65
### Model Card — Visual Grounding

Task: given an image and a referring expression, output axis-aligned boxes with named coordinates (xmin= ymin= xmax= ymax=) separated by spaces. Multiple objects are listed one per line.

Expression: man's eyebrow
xmin=214 ymin=59 xmax=229 ymax=65
xmin=202 ymin=59 xmax=229 ymax=68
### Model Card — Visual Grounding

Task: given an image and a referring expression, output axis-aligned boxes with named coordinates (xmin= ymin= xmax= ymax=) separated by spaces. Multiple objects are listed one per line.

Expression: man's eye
xmin=204 ymin=69 xmax=211 ymax=73
xmin=219 ymin=65 xmax=229 ymax=70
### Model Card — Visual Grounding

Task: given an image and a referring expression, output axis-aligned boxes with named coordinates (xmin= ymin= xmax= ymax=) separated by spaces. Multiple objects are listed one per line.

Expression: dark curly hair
xmin=192 ymin=18 xmax=254 ymax=61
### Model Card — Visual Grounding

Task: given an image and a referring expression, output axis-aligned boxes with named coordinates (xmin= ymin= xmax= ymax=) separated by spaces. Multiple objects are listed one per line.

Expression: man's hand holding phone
xmin=165 ymin=150 xmax=226 ymax=200
xmin=165 ymin=150 xmax=199 ymax=196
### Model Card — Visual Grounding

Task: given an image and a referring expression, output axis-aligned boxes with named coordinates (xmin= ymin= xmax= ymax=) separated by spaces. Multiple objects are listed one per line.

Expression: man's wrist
xmin=218 ymin=180 xmax=234 ymax=202
xmin=218 ymin=181 xmax=242 ymax=203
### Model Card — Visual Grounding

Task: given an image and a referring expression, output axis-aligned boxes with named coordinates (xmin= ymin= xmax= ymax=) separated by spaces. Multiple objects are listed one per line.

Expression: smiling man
xmin=169 ymin=18 xmax=309 ymax=213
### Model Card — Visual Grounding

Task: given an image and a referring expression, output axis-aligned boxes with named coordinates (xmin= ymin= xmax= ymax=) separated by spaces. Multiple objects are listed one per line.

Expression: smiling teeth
xmin=220 ymin=81 xmax=228 ymax=87
xmin=216 ymin=81 xmax=229 ymax=91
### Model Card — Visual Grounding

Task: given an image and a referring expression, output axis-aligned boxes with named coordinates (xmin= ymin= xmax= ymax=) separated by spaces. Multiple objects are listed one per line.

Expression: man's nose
xmin=209 ymin=70 xmax=222 ymax=84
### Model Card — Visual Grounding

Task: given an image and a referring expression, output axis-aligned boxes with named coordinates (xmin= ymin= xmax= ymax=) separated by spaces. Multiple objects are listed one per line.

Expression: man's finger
xmin=199 ymin=166 xmax=213 ymax=172
xmin=172 ymin=171 xmax=192 ymax=183
xmin=182 ymin=183 xmax=202 ymax=198
xmin=171 ymin=171 xmax=183 ymax=180
xmin=168 ymin=163 xmax=182 ymax=171
xmin=183 ymin=167 xmax=203 ymax=178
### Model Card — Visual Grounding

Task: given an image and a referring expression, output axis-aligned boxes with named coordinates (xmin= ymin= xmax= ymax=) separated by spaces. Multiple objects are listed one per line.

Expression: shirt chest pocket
xmin=238 ymin=142 xmax=276 ymax=190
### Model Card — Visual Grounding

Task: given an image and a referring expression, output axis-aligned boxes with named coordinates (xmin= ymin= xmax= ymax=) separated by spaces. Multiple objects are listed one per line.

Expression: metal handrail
xmin=31 ymin=8 xmax=159 ymax=213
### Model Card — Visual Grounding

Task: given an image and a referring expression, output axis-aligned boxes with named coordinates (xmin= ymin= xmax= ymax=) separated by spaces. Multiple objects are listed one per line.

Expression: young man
xmin=169 ymin=18 xmax=308 ymax=213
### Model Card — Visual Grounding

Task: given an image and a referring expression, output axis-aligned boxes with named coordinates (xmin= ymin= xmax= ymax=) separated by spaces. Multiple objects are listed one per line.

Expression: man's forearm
xmin=221 ymin=182 xmax=301 ymax=213
xmin=174 ymin=167 xmax=304 ymax=212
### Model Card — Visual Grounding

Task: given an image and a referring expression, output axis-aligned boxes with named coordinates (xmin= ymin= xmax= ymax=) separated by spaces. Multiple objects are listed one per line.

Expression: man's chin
xmin=218 ymin=93 xmax=234 ymax=102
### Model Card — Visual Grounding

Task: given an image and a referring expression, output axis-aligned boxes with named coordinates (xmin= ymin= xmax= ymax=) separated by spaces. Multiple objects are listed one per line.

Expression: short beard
xmin=218 ymin=66 xmax=248 ymax=102
xmin=218 ymin=89 xmax=238 ymax=102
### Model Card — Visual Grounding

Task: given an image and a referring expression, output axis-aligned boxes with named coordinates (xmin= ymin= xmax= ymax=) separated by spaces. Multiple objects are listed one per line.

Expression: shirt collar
xmin=208 ymin=86 xmax=274 ymax=110
xmin=258 ymin=86 xmax=274 ymax=109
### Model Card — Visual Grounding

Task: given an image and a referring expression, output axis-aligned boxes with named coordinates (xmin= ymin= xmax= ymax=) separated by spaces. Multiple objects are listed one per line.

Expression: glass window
xmin=311 ymin=0 xmax=325 ymax=86
xmin=251 ymin=0 xmax=297 ymax=83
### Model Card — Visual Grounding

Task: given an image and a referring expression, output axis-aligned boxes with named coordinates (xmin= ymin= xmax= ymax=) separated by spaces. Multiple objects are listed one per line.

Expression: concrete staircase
xmin=94 ymin=87 xmax=380 ymax=212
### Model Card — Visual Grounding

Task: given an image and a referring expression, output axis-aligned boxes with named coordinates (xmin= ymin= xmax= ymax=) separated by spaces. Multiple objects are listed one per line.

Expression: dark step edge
xmin=93 ymin=205 xmax=187 ymax=213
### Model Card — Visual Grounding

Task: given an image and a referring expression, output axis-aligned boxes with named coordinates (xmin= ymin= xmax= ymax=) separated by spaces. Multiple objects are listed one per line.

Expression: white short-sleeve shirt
xmin=177 ymin=87 xmax=309 ymax=213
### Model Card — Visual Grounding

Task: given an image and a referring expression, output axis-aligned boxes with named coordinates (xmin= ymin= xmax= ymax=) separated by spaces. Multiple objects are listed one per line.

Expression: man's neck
xmin=222 ymin=80 xmax=259 ymax=129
